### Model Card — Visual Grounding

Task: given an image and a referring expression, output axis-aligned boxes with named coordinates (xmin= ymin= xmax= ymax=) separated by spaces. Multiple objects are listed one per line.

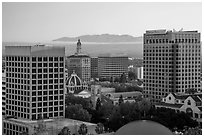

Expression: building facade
xmin=98 ymin=56 xmax=128 ymax=80
xmin=2 ymin=69 xmax=6 ymax=116
xmin=143 ymin=29 xmax=201 ymax=103
xmin=91 ymin=57 xmax=98 ymax=79
xmin=5 ymin=45 xmax=65 ymax=120
xmin=67 ymin=40 xmax=91 ymax=82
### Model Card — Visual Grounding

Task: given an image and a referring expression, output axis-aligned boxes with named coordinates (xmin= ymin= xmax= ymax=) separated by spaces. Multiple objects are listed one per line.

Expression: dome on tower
xmin=66 ymin=71 xmax=82 ymax=86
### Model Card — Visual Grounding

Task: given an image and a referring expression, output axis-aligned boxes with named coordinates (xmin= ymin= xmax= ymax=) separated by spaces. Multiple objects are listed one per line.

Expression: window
xmin=195 ymin=113 xmax=198 ymax=118
xmin=187 ymin=100 xmax=191 ymax=105
xmin=169 ymin=97 xmax=171 ymax=100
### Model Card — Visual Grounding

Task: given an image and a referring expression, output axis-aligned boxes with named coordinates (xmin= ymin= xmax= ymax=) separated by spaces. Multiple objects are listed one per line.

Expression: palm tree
xmin=58 ymin=126 xmax=71 ymax=135
xmin=95 ymin=123 xmax=104 ymax=134
xmin=78 ymin=123 xmax=88 ymax=135
xmin=138 ymin=98 xmax=151 ymax=118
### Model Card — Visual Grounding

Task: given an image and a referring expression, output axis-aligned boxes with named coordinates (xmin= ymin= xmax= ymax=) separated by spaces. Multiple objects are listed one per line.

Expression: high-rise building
xmin=2 ymin=69 xmax=6 ymax=116
xmin=98 ymin=56 xmax=128 ymax=79
xmin=67 ymin=40 xmax=91 ymax=82
xmin=91 ymin=57 xmax=98 ymax=79
xmin=5 ymin=45 xmax=65 ymax=120
xmin=143 ymin=29 xmax=201 ymax=103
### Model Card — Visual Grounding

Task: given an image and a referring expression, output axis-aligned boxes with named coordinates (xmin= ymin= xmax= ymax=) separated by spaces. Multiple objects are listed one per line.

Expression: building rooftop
xmin=4 ymin=118 xmax=96 ymax=127
xmin=110 ymin=91 xmax=142 ymax=99
xmin=156 ymin=102 xmax=183 ymax=108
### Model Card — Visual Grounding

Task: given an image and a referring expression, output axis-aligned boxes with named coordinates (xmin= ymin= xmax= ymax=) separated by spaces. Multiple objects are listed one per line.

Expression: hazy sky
xmin=2 ymin=2 xmax=202 ymax=42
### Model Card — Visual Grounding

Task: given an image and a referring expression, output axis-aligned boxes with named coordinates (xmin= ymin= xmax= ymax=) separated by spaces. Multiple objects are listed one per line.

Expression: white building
xmin=155 ymin=92 xmax=202 ymax=125
xmin=143 ymin=29 xmax=201 ymax=103
xmin=136 ymin=67 xmax=143 ymax=80
xmin=66 ymin=71 xmax=88 ymax=94
xmin=5 ymin=45 xmax=65 ymax=121
xmin=2 ymin=69 xmax=6 ymax=116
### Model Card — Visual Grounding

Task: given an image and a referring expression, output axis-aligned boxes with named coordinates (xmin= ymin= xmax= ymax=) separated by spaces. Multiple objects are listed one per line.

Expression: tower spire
xmin=76 ymin=39 xmax=82 ymax=54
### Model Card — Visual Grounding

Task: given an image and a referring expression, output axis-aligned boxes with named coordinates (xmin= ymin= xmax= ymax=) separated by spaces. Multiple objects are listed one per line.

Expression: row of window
xmin=6 ymin=56 xmax=64 ymax=62
xmin=3 ymin=123 xmax=28 ymax=135
xmin=144 ymin=38 xmax=200 ymax=44
xmin=32 ymin=111 xmax=63 ymax=120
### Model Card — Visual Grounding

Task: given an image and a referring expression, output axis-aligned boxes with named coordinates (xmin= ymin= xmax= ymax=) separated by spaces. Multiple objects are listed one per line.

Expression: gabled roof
xmin=191 ymin=96 xmax=202 ymax=103
xmin=171 ymin=93 xmax=189 ymax=100
xmin=156 ymin=102 xmax=183 ymax=108
xmin=101 ymin=94 xmax=113 ymax=104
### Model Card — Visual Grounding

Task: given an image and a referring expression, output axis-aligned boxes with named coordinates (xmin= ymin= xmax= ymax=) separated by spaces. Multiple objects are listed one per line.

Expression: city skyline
xmin=2 ymin=2 xmax=202 ymax=42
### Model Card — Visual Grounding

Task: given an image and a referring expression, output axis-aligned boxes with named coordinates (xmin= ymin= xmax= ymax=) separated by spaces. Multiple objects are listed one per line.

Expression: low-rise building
xmin=155 ymin=93 xmax=202 ymax=125
xmin=2 ymin=118 xmax=97 ymax=135
xmin=105 ymin=91 xmax=143 ymax=105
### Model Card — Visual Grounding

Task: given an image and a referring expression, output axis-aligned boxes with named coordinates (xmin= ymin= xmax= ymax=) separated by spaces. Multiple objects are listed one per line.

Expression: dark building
xmin=98 ymin=56 xmax=128 ymax=80
xmin=91 ymin=57 xmax=98 ymax=79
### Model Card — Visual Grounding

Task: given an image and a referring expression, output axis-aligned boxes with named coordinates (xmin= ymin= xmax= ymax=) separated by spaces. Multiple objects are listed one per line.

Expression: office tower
xmin=2 ymin=69 xmax=6 ymax=116
xmin=98 ymin=56 xmax=128 ymax=80
xmin=67 ymin=40 xmax=91 ymax=82
xmin=143 ymin=29 xmax=201 ymax=103
xmin=91 ymin=57 xmax=98 ymax=79
xmin=5 ymin=45 xmax=65 ymax=120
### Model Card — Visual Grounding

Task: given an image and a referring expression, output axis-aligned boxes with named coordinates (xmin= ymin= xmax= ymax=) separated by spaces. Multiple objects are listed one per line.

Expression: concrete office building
xmin=2 ymin=69 xmax=6 ymax=116
xmin=98 ymin=56 xmax=128 ymax=79
xmin=4 ymin=45 xmax=65 ymax=120
xmin=67 ymin=40 xmax=91 ymax=82
xmin=143 ymin=29 xmax=201 ymax=103
xmin=91 ymin=57 xmax=98 ymax=79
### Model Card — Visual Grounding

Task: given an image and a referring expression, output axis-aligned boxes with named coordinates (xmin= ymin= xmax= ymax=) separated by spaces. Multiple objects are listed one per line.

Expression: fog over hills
xmin=53 ymin=34 xmax=142 ymax=43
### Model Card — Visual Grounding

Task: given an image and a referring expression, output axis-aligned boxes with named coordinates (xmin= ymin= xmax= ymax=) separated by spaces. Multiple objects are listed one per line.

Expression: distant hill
xmin=53 ymin=34 xmax=143 ymax=43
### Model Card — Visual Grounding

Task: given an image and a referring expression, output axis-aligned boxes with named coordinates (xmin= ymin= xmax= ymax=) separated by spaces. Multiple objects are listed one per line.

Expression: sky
xmin=2 ymin=2 xmax=202 ymax=42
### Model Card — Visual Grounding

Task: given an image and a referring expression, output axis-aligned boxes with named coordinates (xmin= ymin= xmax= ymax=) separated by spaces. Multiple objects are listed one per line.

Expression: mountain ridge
xmin=53 ymin=34 xmax=143 ymax=43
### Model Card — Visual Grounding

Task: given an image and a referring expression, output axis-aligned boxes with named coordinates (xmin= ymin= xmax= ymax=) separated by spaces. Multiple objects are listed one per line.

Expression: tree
xmin=65 ymin=104 xmax=91 ymax=122
xmin=128 ymin=71 xmax=136 ymax=81
xmin=96 ymin=98 xmax=101 ymax=111
xmin=78 ymin=123 xmax=88 ymax=135
xmin=114 ymin=77 xmax=120 ymax=83
xmin=58 ymin=127 xmax=71 ymax=135
xmin=95 ymin=123 xmax=104 ymax=134
xmin=120 ymin=73 xmax=127 ymax=83
xmin=65 ymin=94 xmax=92 ymax=110
xmin=118 ymin=94 xmax=124 ymax=105
xmin=138 ymin=98 xmax=151 ymax=118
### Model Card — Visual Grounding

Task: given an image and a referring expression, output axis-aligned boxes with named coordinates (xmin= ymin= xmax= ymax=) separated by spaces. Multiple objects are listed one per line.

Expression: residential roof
xmin=198 ymin=107 xmax=202 ymax=111
xmin=156 ymin=102 xmax=183 ymax=108
xmin=171 ymin=93 xmax=189 ymax=100
xmin=110 ymin=91 xmax=142 ymax=99
xmin=101 ymin=94 xmax=113 ymax=104
xmin=68 ymin=54 xmax=90 ymax=58
xmin=191 ymin=96 xmax=202 ymax=102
